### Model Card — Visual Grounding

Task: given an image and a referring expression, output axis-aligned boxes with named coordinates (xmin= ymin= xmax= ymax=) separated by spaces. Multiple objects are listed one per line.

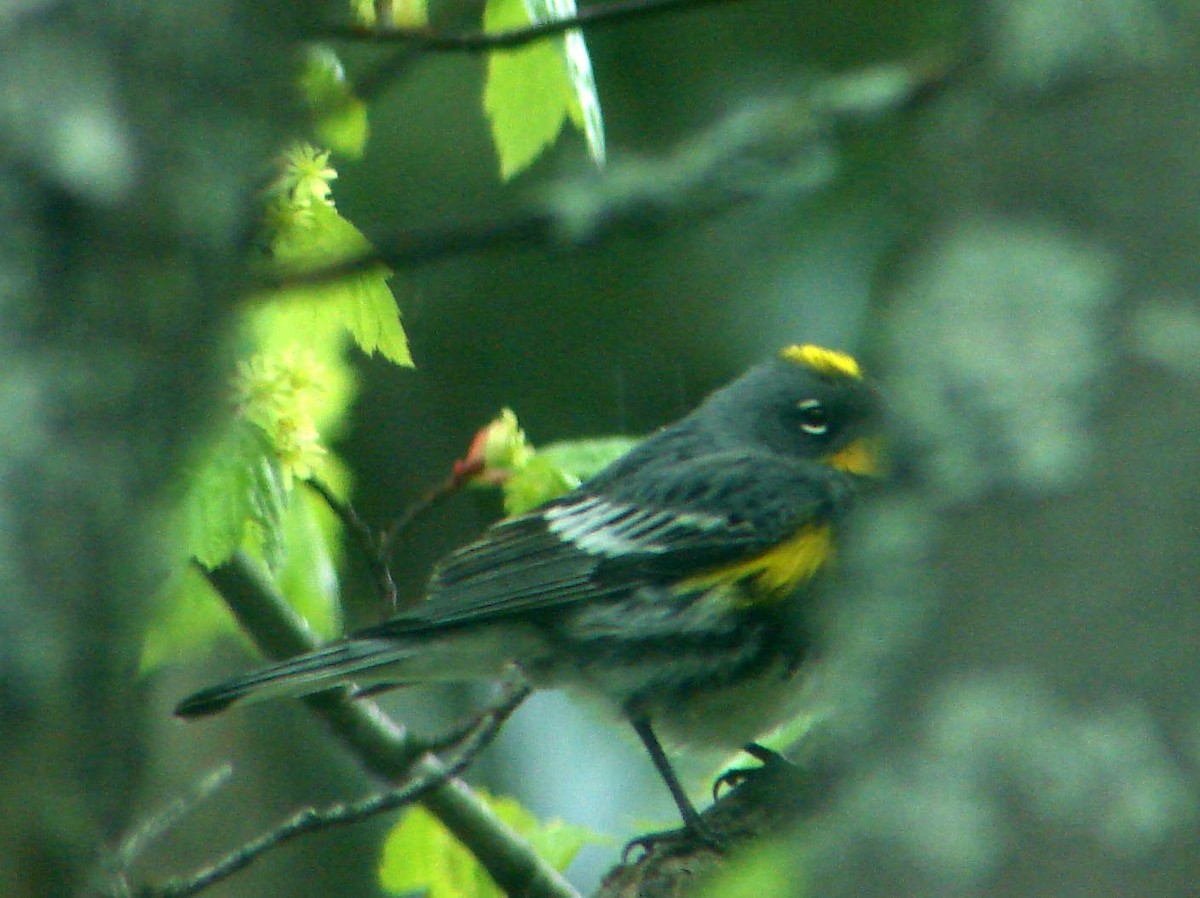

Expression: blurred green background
xmin=11 ymin=0 xmax=1200 ymax=896
xmin=154 ymin=2 xmax=958 ymax=894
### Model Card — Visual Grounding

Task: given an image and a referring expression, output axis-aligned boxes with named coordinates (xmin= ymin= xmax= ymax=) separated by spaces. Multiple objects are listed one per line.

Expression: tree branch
xmin=144 ymin=681 xmax=532 ymax=898
xmin=264 ymin=55 xmax=949 ymax=286
xmin=304 ymin=476 xmax=399 ymax=613
xmin=316 ymin=0 xmax=746 ymax=52
xmin=154 ymin=552 xmax=578 ymax=898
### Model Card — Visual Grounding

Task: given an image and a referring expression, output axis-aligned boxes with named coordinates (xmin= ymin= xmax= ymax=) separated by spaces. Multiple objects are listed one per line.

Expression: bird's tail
xmin=174 ymin=638 xmax=418 ymax=718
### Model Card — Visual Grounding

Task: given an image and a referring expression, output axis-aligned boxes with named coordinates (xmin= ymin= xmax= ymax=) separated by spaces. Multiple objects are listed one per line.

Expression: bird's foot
xmin=621 ymin=817 xmax=724 ymax=863
xmin=712 ymin=742 xmax=789 ymax=799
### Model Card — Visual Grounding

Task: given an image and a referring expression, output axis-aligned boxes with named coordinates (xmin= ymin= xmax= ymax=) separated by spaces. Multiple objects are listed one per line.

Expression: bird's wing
xmin=355 ymin=452 xmax=843 ymax=638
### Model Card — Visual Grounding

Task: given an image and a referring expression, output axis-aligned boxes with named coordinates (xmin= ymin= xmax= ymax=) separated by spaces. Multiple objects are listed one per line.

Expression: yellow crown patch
xmin=780 ymin=344 xmax=862 ymax=380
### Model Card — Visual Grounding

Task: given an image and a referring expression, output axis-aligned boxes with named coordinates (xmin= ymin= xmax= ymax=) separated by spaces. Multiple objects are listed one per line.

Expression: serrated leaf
xmin=483 ymin=0 xmax=576 ymax=179
xmin=143 ymin=488 xmax=345 ymax=672
xmin=178 ymin=422 xmax=270 ymax=569
xmin=379 ymin=791 xmax=599 ymax=898
xmin=336 ymin=270 xmax=413 ymax=365
xmin=525 ymin=0 xmax=605 ymax=167
xmin=261 ymin=202 xmax=411 ymax=367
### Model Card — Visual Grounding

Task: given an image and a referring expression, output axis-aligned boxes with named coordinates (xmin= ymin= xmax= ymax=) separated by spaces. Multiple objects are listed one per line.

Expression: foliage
xmin=379 ymin=791 xmax=600 ymax=898
xmin=502 ymin=435 xmax=640 ymax=514
xmin=484 ymin=0 xmax=605 ymax=178
xmin=146 ymin=19 xmax=608 ymax=666
xmin=694 ymin=838 xmax=805 ymax=898
xmin=143 ymin=138 xmax=405 ymax=670
xmin=300 ymin=47 xmax=369 ymax=158
xmin=146 ymin=17 xmax=613 ymax=894
xmin=460 ymin=407 xmax=639 ymax=513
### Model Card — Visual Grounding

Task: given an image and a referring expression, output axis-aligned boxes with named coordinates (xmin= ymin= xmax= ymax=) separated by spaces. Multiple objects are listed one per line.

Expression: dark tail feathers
xmin=174 ymin=638 xmax=413 ymax=718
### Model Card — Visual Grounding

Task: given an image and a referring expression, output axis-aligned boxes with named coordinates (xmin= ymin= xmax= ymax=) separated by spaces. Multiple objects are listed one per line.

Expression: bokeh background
xmin=151 ymin=3 xmax=956 ymax=893
xmin=5 ymin=0 xmax=1200 ymax=897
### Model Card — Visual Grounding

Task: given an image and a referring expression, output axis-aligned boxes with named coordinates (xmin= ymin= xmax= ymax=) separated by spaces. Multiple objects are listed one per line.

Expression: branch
xmin=145 ymin=682 xmax=533 ymax=898
xmin=598 ymin=750 xmax=832 ymax=898
xmin=304 ymin=476 xmax=399 ymax=612
xmin=380 ymin=448 xmax=484 ymax=559
xmin=152 ymin=552 xmax=578 ymax=898
xmin=265 ymin=55 xmax=950 ymax=285
xmin=147 ymin=768 xmax=453 ymax=898
xmin=317 ymin=0 xmax=746 ymax=52
xmin=304 ymin=432 xmax=488 ymax=614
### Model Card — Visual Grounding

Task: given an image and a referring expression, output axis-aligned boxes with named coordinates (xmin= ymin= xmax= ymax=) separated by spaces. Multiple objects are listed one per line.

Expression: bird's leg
xmin=626 ymin=719 xmax=722 ymax=856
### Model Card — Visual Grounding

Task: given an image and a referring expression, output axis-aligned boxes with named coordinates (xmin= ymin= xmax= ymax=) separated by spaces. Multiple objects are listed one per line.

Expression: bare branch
xmin=143 ymin=683 xmax=532 ymax=898
xmin=318 ymin=0 xmax=745 ymax=52
xmin=144 ymin=772 xmax=448 ymax=898
xmin=304 ymin=476 xmax=399 ymax=612
xmin=144 ymin=553 xmax=578 ymax=898
xmin=380 ymin=446 xmax=485 ymax=560
xmin=265 ymin=56 xmax=949 ymax=287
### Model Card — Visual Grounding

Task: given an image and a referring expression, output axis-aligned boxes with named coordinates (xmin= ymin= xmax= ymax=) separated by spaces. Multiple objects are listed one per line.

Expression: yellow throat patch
xmin=823 ymin=437 xmax=882 ymax=477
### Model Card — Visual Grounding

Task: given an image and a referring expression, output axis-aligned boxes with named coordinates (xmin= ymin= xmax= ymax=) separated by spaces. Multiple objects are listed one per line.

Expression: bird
xmin=176 ymin=343 xmax=880 ymax=842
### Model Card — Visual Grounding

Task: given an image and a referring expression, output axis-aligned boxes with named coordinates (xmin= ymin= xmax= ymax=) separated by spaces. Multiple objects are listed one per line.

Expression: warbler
xmin=177 ymin=344 xmax=880 ymax=838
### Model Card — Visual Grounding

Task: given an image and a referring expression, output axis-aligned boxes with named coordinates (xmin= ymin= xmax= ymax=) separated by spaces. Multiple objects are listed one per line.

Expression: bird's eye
xmin=797 ymin=399 xmax=829 ymax=436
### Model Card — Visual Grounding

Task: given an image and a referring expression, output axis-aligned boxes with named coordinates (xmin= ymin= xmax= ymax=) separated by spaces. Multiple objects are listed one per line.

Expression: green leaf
xmin=537 ymin=436 xmax=640 ymax=482
xmin=262 ymin=201 xmax=411 ymax=367
xmin=501 ymin=435 xmax=639 ymax=514
xmin=248 ymin=451 xmax=289 ymax=573
xmin=501 ymin=455 xmax=577 ymax=515
xmin=144 ymin=419 xmax=273 ymax=672
xmin=144 ymin=454 xmax=346 ymax=672
xmin=300 ymin=47 xmax=370 ymax=159
xmin=141 ymin=565 xmax=239 ymax=673
xmin=694 ymin=838 xmax=804 ymax=898
xmin=483 ymin=0 xmax=575 ymax=179
xmin=378 ymin=791 xmax=599 ymax=898
xmin=267 ymin=485 xmax=343 ymax=641
xmin=524 ymin=0 xmax=605 ymax=167
xmin=335 ymin=268 xmax=413 ymax=365
xmin=145 ymin=404 xmax=351 ymax=671
xmin=178 ymin=422 xmax=271 ymax=570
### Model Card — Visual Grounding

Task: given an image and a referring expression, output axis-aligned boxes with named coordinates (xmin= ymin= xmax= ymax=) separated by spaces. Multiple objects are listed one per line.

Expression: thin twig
xmin=145 ymin=683 xmax=532 ymax=898
xmin=419 ymin=679 xmax=532 ymax=755
xmin=381 ymin=455 xmax=484 ymax=560
xmin=317 ymin=0 xmax=746 ymax=51
xmin=304 ymin=476 xmax=398 ymax=612
xmin=263 ymin=55 xmax=951 ymax=289
xmin=118 ymin=766 xmax=233 ymax=871
xmin=145 ymin=782 xmax=434 ymax=898
xmin=92 ymin=766 xmax=233 ymax=898
xmin=353 ymin=0 xmax=740 ymax=99
xmin=163 ymin=552 xmax=579 ymax=898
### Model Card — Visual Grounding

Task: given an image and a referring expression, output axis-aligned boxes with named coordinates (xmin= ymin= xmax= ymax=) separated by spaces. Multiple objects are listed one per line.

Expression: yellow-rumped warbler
xmin=177 ymin=344 xmax=880 ymax=837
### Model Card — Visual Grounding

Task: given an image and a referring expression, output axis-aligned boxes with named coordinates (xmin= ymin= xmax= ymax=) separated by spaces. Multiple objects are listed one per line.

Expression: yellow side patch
xmin=780 ymin=344 xmax=862 ymax=380
xmin=822 ymin=436 xmax=882 ymax=477
xmin=676 ymin=523 xmax=833 ymax=601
